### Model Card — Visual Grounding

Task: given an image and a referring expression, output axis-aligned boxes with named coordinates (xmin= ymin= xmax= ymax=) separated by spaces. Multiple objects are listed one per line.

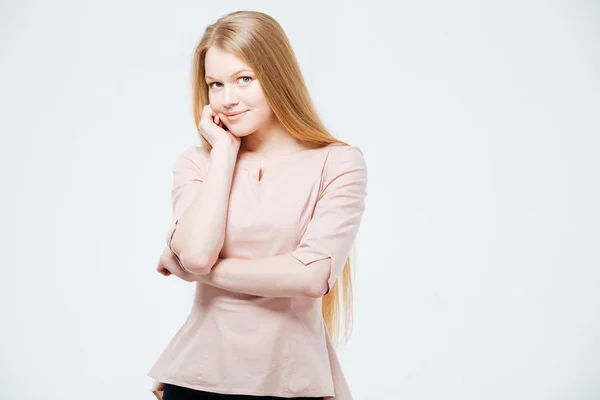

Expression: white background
xmin=1 ymin=1 xmax=599 ymax=399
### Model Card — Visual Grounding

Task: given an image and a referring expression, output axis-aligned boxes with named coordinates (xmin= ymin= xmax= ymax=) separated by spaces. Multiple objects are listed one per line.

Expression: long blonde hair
xmin=191 ymin=10 xmax=354 ymax=346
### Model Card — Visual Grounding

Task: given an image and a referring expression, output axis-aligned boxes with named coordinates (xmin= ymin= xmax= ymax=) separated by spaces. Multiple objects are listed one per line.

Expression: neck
xmin=240 ymin=119 xmax=307 ymax=157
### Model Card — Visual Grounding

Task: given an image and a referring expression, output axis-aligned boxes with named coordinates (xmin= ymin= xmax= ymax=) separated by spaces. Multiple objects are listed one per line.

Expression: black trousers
xmin=162 ymin=383 xmax=323 ymax=400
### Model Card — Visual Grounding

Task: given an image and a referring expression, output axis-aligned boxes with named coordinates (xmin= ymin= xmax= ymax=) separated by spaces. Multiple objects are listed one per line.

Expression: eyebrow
xmin=205 ymin=69 xmax=254 ymax=81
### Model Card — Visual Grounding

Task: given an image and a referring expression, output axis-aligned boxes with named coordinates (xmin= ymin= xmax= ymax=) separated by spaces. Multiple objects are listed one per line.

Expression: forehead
xmin=204 ymin=47 xmax=253 ymax=78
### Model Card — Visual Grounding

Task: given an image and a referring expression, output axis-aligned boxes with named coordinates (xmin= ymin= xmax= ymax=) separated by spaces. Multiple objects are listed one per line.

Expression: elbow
xmin=304 ymin=284 xmax=326 ymax=299
xmin=171 ymin=236 xmax=218 ymax=275
xmin=305 ymin=280 xmax=328 ymax=298
xmin=180 ymin=252 xmax=217 ymax=275
xmin=304 ymin=270 xmax=330 ymax=298
xmin=300 ymin=258 xmax=331 ymax=298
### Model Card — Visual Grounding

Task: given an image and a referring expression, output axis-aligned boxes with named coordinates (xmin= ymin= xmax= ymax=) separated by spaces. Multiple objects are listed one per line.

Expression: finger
xmin=206 ymin=104 xmax=215 ymax=117
xmin=160 ymin=253 xmax=181 ymax=272
xmin=157 ymin=262 xmax=166 ymax=270
xmin=201 ymin=105 xmax=214 ymax=121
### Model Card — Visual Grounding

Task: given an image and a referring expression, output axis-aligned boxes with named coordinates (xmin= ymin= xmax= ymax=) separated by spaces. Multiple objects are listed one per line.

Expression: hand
xmin=198 ymin=104 xmax=241 ymax=151
xmin=156 ymin=247 xmax=198 ymax=283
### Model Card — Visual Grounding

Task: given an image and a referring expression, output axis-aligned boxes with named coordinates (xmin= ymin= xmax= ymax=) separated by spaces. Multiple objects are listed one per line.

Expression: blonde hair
xmin=191 ymin=10 xmax=354 ymax=346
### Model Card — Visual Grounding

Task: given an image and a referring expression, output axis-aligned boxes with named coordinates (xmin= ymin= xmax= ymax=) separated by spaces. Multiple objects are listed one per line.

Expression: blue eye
xmin=207 ymin=77 xmax=252 ymax=89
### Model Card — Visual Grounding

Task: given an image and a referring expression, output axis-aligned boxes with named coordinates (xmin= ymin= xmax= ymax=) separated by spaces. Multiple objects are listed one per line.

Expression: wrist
xmin=211 ymin=139 xmax=239 ymax=157
xmin=211 ymin=144 xmax=238 ymax=166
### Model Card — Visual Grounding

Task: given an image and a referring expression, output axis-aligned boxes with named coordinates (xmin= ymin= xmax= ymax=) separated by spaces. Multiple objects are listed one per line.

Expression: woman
xmin=148 ymin=10 xmax=367 ymax=400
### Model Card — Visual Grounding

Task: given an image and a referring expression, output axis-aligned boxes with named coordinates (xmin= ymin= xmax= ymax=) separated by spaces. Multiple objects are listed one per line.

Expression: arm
xmin=159 ymin=247 xmax=330 ymax=298
xmin=167 ymin=144 xmax=238 ymax=274
xmin=201 ymin=255 xmax=330 ymax=298
xmin=161 ymin=145 xmax=368 ymax=298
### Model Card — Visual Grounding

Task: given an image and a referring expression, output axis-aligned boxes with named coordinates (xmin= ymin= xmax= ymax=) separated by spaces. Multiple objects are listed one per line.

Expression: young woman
xmin=147 ymin=10 xmax=367 ymax=400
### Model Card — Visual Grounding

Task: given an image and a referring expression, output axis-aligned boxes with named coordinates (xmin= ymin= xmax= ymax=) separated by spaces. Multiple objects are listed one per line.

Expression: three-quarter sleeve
xmin=290 ymin=145 xmax=368 ymax=295
xmin=165 ymin=146 xmax=207 ymax=252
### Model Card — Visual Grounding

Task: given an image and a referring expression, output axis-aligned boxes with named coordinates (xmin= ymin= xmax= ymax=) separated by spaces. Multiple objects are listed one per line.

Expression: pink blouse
xmin=147 ymin=143 xmax=368 ymax=399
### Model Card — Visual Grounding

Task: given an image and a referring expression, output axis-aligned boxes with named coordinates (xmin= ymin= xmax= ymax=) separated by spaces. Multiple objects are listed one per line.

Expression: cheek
xmin=245 ymin=84 xmax=269 ymax=108
xmin=207 ymin=94 xmax=219 ymax=109
xmin=247 ymin=108 xmax=271 ymax=128
xmin=247 ymin=90 xmax=272 ymax=118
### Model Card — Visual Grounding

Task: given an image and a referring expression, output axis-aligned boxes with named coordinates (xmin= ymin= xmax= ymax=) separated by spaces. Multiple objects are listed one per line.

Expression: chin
xmin=227 ymin=126 xmax=255 ymax=138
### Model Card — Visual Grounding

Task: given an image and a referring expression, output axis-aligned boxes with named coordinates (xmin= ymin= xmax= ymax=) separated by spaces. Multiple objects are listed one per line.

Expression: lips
xmin=224 ymin=110 xmax=248 ymax=121
xmin=224 ymin=110 xmax=247 ymax=117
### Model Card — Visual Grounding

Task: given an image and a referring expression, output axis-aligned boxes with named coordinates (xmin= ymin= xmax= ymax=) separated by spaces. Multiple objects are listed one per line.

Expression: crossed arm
xmin=159 ymin=144 xmax=366 ymax=300
xmin=157 ymin=247 xmax=330 ymax=299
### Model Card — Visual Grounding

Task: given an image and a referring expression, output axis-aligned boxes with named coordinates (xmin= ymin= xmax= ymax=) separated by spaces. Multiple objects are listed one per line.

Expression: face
xmin=204 ymin=47 xmax=274 ymax=137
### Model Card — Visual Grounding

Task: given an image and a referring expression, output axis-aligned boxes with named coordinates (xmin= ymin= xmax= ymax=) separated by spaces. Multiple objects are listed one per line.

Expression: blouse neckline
xmin=235 ymin=144 xmax=334 ymax=168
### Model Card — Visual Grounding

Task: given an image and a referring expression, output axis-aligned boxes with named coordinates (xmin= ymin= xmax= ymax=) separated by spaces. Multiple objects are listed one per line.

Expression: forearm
xmin=195 ymin=254 xmax=330 ymax=298
xmin=171 ymin=145 xmax=237 ymax=272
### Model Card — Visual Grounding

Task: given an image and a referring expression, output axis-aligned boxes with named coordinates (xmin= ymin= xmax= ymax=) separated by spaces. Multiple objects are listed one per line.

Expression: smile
xmin=225 ymin=111 xmax=247 ymax=121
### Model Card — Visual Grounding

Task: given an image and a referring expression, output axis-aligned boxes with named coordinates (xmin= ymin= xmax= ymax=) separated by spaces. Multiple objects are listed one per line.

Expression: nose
xmin=222 ymin=86 xmax=239 ymax=108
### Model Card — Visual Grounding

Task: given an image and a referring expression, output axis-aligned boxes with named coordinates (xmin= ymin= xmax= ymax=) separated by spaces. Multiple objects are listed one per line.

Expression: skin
xmin=156 ymin=46 xmax=331 ymax=299
xmin=202 ymin=46 xmax=311 ymax=157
